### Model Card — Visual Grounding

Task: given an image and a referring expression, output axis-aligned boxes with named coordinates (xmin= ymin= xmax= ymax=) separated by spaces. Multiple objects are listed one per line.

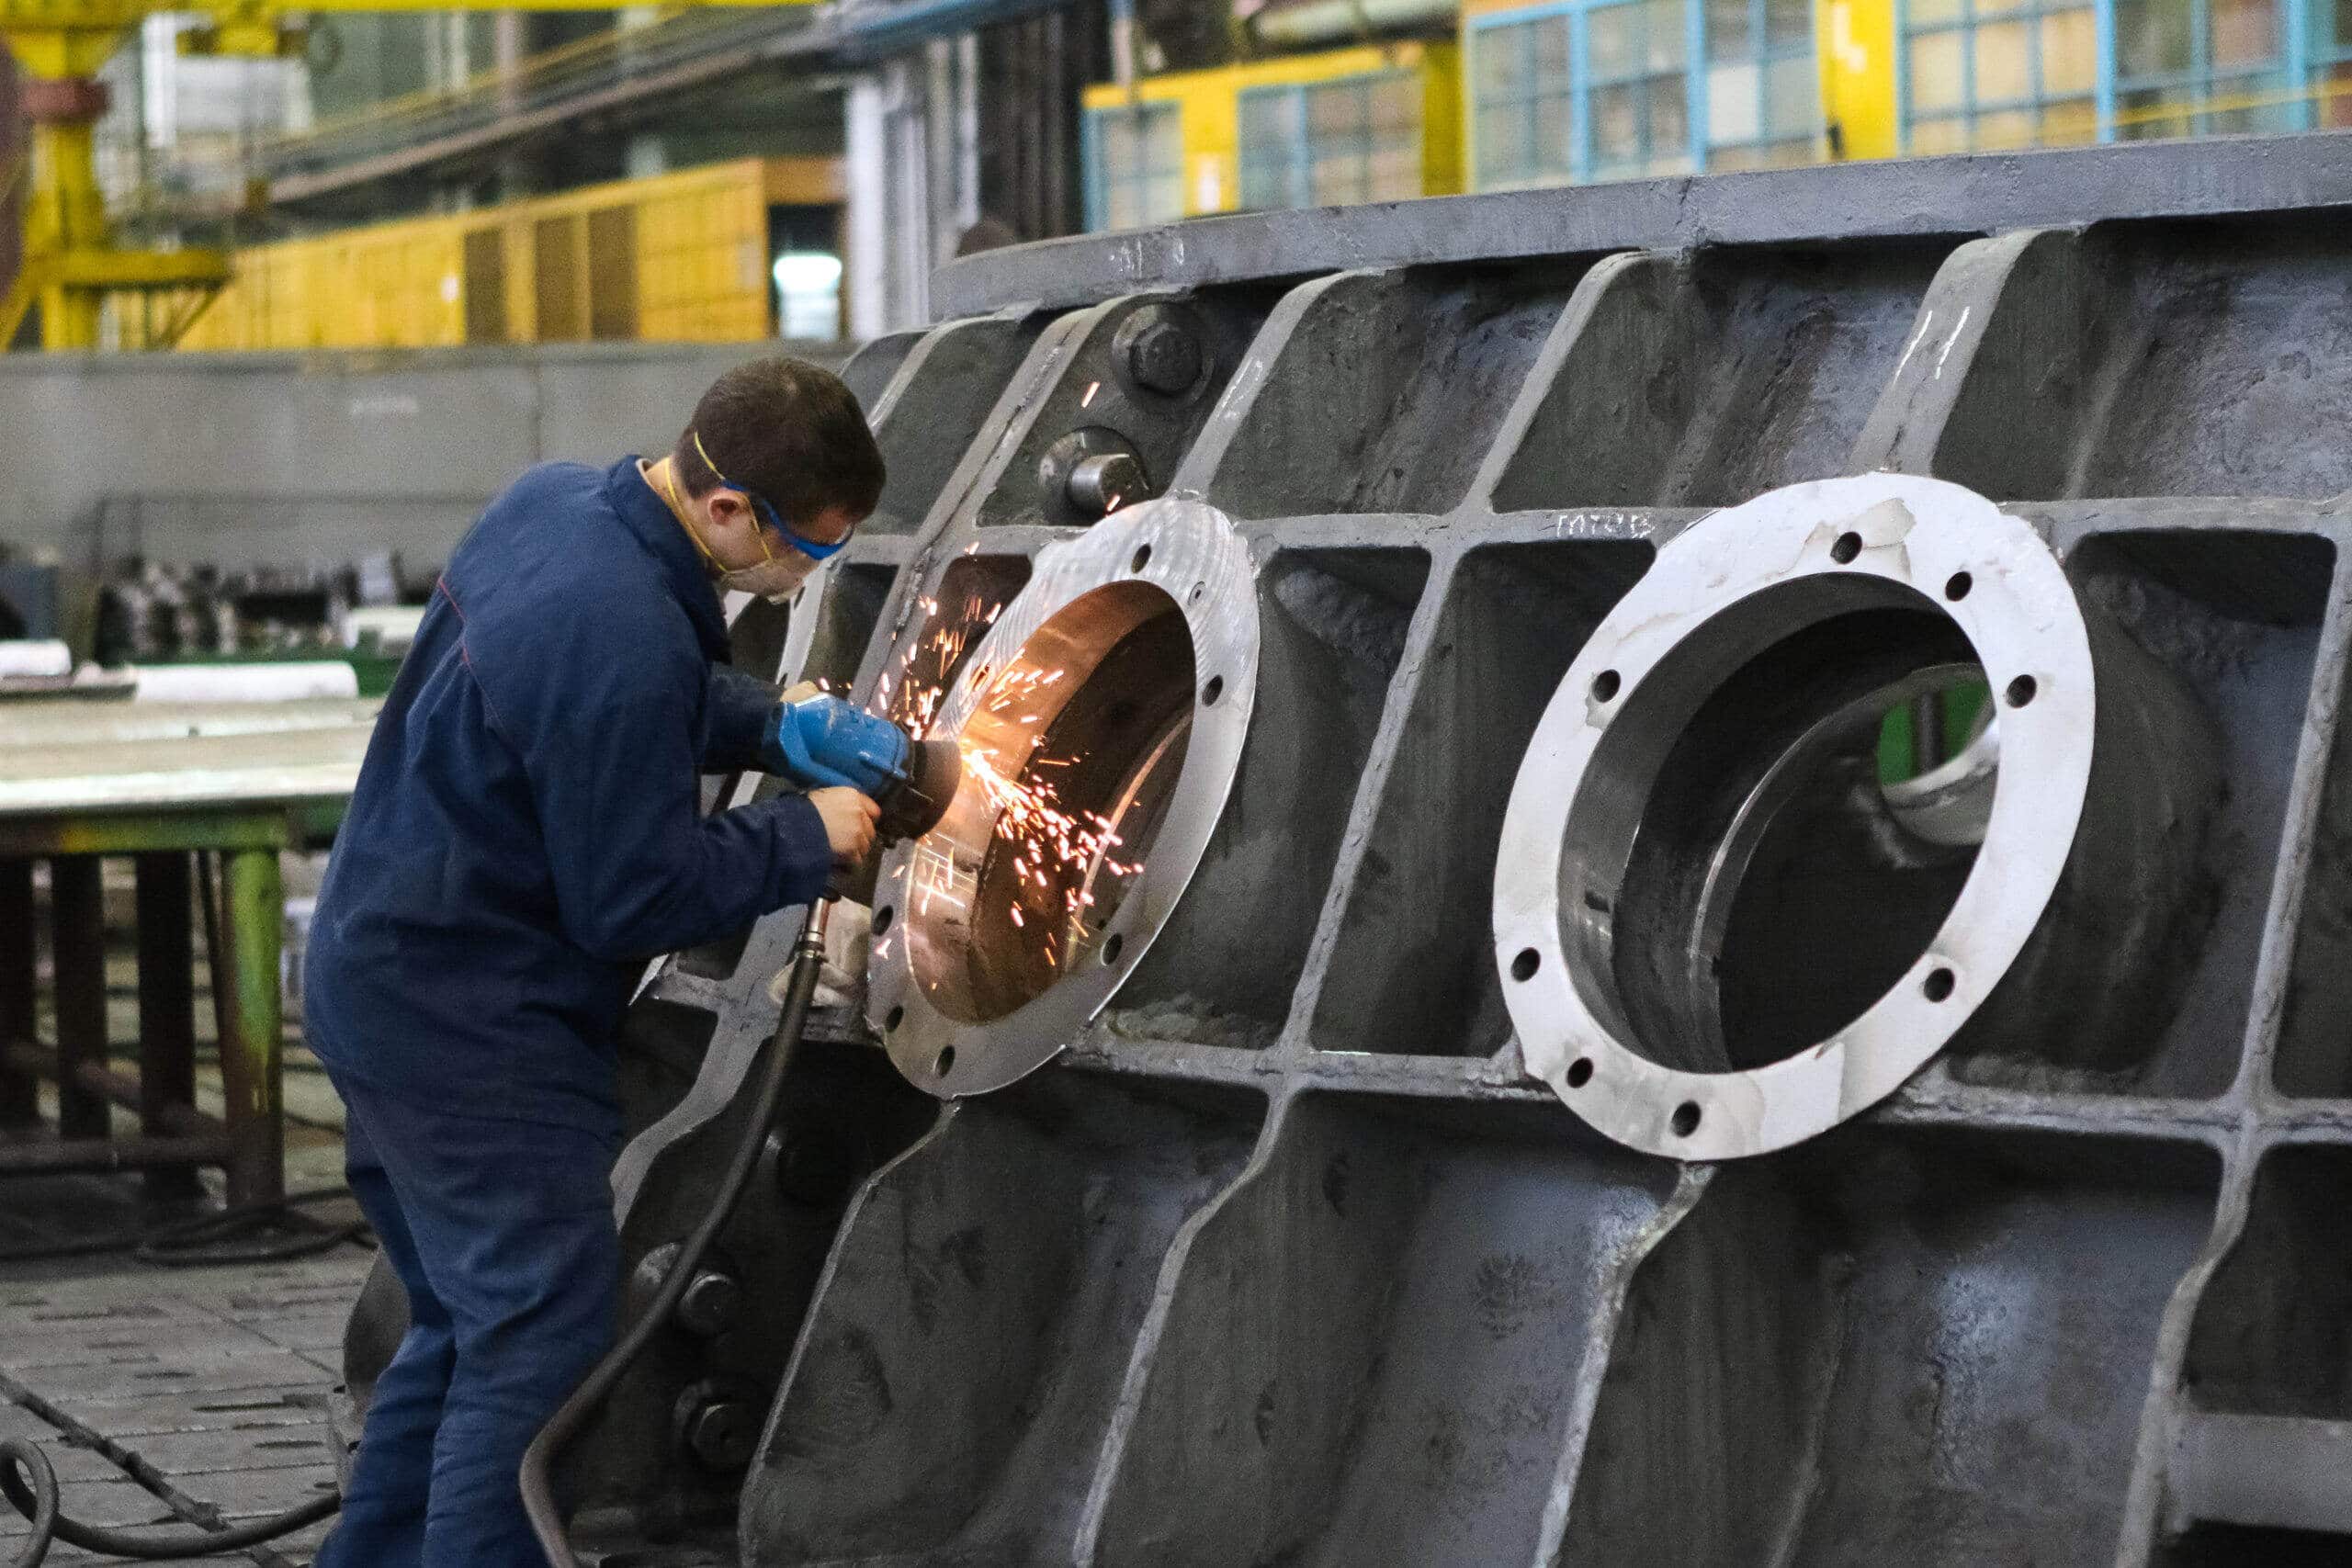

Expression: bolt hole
xmin=1671 ymin=1101 xmax=1702 ymax=1137
xmin=933 ymin=1045 xmax=955 ymax=1077
xmin=2006 ymin=674 xmax=2038 ymax=707
xmin=1566 ymin=1057 xmax=1594 ymax=1089
xmin=1102 ymin=931 xmax=1125 ymax=966
xmin=885 ymin=1006 xmax=904 ymax=1032
xmin=1591 ymin=669 xmax=1622 ymax=703
xmin=1510 ymin=948 xmax=1540 ymax=982
xmin=1202 ymin=675 xmax=1224 ymax=706
xmin=872 ymin=906 xmax=894 ymax=936
xmin=1189 ymin=581 xmax=1205 ymax=604
xmin=1943 ymin=570 xmax=1972 ymax=602
xmin=1830 ymin=532 xmax=1861 ymax=564
xmin=1131 ymin=544 xmax=1153 ymax=574
xmin=1923 ymin=966 xmax=1955 ymax=1002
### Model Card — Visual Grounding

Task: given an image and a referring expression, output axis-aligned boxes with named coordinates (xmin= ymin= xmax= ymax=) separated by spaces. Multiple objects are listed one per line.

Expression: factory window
xmin=2112 ymin=0 xmax=2292 ymax=138
xmin=1903 ymin=0 xmax=2101 ymax=152
xmin=1472 ymin=11 xmax=1577 ymax=187
xmin=1473 ymin=0 xmax=1698 ymax=187
xmin=1084 ymin=101 xmax=1184 ymax=231
xmin=2324 ymin=0 xmax=2352 ymax=127
xmin=773 ymin=253 xmax=843 ymax=340
xmin=1703 ymin=0 xmax=1818 ymax=167
xmin=1583 ymin=0 xmax=1696 ymax=179
xmin=1237 ymin=72 xmax=1425 ymax=211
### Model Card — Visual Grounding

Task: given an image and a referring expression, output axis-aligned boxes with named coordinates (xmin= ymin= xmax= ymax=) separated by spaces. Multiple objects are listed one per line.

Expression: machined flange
xmin=866 ymin=500 xmax=1259 ymax=1097
xmin=1494 ymin=473 xmax=2217 ymax=1160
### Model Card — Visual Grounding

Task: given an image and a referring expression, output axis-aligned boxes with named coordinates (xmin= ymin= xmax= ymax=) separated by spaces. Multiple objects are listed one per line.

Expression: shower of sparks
xmin=880 ymin=591 xmax=1146 ymax=970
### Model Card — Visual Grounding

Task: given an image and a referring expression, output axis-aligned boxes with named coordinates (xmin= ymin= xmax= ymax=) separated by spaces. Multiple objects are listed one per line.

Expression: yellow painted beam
xmin=51 ymin=247 xmax=229 ymax=288
xmin=0 ymin=22 xmax=127 ymax=77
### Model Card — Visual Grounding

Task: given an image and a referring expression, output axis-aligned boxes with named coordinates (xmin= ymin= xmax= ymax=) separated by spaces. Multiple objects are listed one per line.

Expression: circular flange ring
xmin=866 ymin=499 xmax=1259 ymax=1098
xmin=1492 ymin=474 xmax=2096 ymax=1160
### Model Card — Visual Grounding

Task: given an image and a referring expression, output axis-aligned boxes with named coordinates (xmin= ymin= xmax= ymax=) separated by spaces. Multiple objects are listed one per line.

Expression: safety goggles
xmin=691 ymin=430 xmax=851 ymax=561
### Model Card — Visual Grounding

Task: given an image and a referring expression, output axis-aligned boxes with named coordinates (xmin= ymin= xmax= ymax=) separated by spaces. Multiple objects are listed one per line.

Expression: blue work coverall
xmin=303 ymin=457 xmax=832 ymax=1568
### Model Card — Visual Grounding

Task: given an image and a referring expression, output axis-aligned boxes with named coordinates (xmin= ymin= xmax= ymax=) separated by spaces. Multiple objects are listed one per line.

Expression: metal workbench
xmin=0 ymin=699 xmax=376 ymax=1205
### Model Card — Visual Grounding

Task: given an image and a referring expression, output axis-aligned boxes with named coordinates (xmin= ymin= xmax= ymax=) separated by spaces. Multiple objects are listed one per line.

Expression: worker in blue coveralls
xmin=302 ymin=356 xmax=886 ymax=1568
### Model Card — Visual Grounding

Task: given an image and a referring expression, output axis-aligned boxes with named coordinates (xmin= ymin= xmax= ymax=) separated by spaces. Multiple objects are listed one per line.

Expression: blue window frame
xmin=1082 ymin=101 xmax=1184 ymax=232
xmin=1468 ymin=0 xmax=1816 ymax=191
xmin=1238 ymin=71 xmax=1425 ymax=211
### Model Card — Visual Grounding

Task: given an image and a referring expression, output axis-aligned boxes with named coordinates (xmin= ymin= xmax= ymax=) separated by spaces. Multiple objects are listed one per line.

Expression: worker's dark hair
xmin=674 ymin=356 xmax=886 ymax=523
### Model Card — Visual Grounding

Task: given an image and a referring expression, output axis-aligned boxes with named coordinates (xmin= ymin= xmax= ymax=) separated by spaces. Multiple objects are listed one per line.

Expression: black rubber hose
xmin=520 ymin=904 xmax=831 ymax=1568
xmin=1 ymin=1438 xmax=337 ymax=1566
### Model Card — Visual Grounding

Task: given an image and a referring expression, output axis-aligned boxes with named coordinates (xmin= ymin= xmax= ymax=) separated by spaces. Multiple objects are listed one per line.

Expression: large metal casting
xmin=332 ymin=134 xmax=2352 ymax=1567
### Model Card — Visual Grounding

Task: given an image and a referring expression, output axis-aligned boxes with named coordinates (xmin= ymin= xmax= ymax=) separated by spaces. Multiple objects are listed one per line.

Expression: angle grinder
xmin=763 ymin=693 xmax=961 ymax=897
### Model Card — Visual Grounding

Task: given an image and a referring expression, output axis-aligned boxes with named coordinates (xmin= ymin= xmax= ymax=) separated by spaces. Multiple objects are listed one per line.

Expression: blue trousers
xmin=315 ymin=1072 xmax=621 ymax=1568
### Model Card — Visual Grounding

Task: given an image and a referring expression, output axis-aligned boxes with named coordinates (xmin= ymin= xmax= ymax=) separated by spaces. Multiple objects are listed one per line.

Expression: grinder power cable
xmin=522 ymin=700 xmax=957 ymax=1566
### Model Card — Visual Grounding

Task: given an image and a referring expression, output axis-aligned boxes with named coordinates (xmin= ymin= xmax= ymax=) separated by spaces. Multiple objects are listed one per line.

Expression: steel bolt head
xmin=1119 ymin=310 xmax=1204 ymax=395
xmin=674 ymin=1269 xmax=744 ymax=1337
xmin=682 ymin=1398 xmax=760 ymax=1471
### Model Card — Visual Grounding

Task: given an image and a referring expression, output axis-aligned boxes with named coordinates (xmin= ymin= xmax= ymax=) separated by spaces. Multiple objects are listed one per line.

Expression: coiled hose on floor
xmin=0 ymin=1197 xmax=366 ymax=1562
xmin=0 ymin=1438 xmax=339 ymax=1566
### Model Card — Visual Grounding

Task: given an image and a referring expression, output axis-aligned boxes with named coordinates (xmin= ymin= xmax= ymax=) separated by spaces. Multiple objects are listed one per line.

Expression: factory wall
xmin=0 ymin=340 xmax=805 ymax=568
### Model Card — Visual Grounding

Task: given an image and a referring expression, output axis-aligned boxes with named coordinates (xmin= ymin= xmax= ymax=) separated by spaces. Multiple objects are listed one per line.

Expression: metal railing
xmin=257 ymin=9 xmax=818 ymax=184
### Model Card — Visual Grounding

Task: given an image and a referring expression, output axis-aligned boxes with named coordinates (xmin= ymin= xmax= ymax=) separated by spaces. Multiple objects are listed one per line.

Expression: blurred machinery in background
xmin=326 ymin=133 xmax=2352 ymax=1566
xmin=0 ymin=0 xmax=820 ymax=352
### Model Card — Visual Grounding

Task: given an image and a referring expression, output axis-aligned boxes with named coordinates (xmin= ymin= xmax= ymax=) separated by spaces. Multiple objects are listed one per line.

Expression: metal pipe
xmin=1110 ymin=0 xmax=1136 ymax=96
xmin=0 ymin=1043 xmax=220 ymax=1141
xmin=1248 ymin=0 xmax=1454 ymax=49
xmin=0 ymin=1131 xmax=232 ymax=1177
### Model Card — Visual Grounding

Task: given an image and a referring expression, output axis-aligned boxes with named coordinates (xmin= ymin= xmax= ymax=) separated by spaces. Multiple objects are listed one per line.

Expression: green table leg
xmin=0 ymin=861 xmax=34 ymax=1127
xmin=216 ymin=848 xmax=284 ymax=1207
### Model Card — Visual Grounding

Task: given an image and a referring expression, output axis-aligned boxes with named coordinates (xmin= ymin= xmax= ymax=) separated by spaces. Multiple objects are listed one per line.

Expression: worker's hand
xmin=809 ymin=786 xmax=880 ymax=867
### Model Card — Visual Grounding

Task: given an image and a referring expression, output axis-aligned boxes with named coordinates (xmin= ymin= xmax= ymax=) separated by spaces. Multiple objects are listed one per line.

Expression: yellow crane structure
xmin=0 ymin=0 xmax=808 ymax=350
